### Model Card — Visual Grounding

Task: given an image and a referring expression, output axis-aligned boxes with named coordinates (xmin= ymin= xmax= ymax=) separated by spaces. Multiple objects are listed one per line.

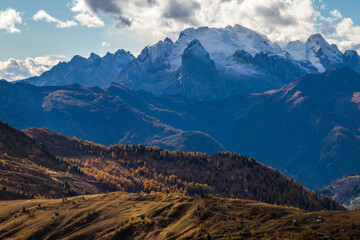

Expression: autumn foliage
xmin=24 ymin=128 xmax=343 ymax=211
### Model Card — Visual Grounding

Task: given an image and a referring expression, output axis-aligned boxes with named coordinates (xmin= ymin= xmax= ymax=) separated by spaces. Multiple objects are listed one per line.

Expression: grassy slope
xmin=0 ymin=191 xmax=359 ymax=240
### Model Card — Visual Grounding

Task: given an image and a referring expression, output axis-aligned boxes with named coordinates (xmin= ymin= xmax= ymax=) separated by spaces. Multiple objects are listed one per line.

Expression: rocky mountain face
xmin=26 ymin=50 xmax=134 ymax=87
xmin=170 ymin=40 xmax=225 ymax=100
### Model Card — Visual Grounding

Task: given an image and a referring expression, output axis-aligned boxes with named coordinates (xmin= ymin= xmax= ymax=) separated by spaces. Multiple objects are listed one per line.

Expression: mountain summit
xmin=285 ymin=33 xmax=343 ymax=72
xmin=175 ymin=39 xmax=224 ymax=100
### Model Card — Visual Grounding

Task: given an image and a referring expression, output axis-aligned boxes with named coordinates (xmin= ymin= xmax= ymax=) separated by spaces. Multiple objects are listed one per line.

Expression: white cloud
xmin=314 ymin=8 xmax=360 ymax=52
xmin=0 ymin=8 xmax=22 ymax=33
xmin=74 ymin=13 xmax=104 ymax=28
xmin=33 ymin=10 xmax=77 ymax=28
xmin=0 ymin=55 xmax=68 ymax=81
xmin=336 ymin=18 xmax=360 ymax=40
xmin=68 ymin=0 xmax=360 ymax=54
xmin=68 ymin=1 xmax=105 ymax=28
xmin=330 ymin=9 xmax=342 ymax=19
xmin=70 ymin=0 xmax=319 ymax=44
xmin=101 ymin=41 xmax=111 ymax=47
xmin=329 ymin=17 xmax=360 ymax=52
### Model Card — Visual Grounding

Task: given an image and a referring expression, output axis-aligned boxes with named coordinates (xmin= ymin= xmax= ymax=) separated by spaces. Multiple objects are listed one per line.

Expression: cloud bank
xmin=70 ymin=0 xmax=318 ymax=44
xmin=0 ymin=55 xmax=68 ymax=81
xmin=69 ymin=0 xmax=360 ymax=53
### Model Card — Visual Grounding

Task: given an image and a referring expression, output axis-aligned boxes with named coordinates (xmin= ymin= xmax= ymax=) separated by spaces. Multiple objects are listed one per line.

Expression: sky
xmin=1 ymin=0 xmax=360 ymax=81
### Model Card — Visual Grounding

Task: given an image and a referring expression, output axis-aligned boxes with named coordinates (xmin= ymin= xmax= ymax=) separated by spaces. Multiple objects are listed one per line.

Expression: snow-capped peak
xmin=176 ymin=25 xmax=284 ymax=58
xmin=140 ymin=24 xmax=287 ymax=72
xmin=306 ymin=33 xmax=327 ymax=47
xmin=284 ymin=40 xmax=307 ymax=61
xmin=285 ymin=33 xmax=343 ymax=72
xmin=118 ymin=25 xmax=360 ymax=100
xmin=306 ymin=33 xmax=343 ymax=60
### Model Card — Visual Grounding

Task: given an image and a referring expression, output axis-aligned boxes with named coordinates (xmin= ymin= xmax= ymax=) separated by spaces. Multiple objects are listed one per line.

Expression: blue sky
xmin=320 ymin=0 xmax=360 ymax=21
xmin=1 ymin=0 xmax=360 ymax=80
xmin=0 ymin=0 xmax=149 ymax=61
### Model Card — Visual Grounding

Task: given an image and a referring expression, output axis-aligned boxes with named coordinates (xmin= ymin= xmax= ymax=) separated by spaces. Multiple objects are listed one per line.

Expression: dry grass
xmin=0 ymin=192 xmax=360 ymax=240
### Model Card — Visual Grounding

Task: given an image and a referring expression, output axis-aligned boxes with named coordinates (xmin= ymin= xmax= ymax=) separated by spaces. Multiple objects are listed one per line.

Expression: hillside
xmin=0 ymin=80 xmax=223 ymax=154
xmin=24 ymin=127 xmax=342 ymax=211
xmin=0 ymin=121 xmax=109 ymax=199
xmin=0 ymin=191 xmax=359 ymax=240
xmin=214 ymin=67 xmax=360 ymax=188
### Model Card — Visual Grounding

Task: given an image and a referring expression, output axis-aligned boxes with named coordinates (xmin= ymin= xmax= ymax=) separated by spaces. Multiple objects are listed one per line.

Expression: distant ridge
xmin=0 ymin=80 xmax=224 ymax=154
xmin=26 ymin=50 xmax=134 ymax=87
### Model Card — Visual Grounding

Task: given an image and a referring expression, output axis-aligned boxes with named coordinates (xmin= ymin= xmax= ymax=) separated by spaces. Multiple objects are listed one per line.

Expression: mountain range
xmin=1 ymin=25 xmax=360 ymax=190
xmin=25 ymin=25 xmax=360 ymax=100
